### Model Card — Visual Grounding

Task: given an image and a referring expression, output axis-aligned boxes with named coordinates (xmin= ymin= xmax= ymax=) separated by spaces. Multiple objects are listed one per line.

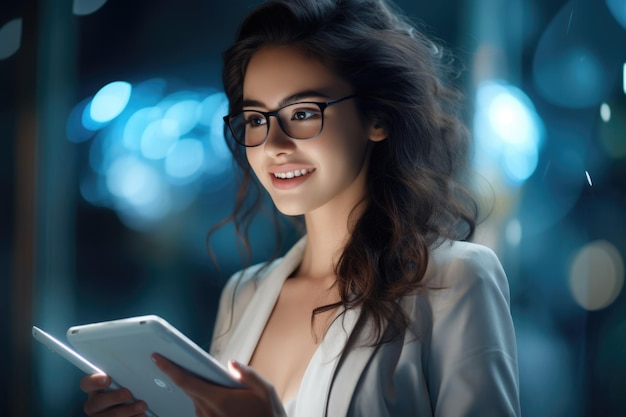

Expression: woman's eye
xmin=292 ymin=109 xmax=320 ymax=121
xmin=245 ymin=115 xmax=266 ymax=127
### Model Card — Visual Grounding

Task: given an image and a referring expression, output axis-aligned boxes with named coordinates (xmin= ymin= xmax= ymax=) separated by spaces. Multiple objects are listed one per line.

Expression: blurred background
xmin=1 ymin=0 xmax=625 ymax=416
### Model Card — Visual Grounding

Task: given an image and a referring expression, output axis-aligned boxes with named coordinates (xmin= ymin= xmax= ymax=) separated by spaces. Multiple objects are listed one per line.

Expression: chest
xmin=248 ymin=277 xmax=338 ymax=402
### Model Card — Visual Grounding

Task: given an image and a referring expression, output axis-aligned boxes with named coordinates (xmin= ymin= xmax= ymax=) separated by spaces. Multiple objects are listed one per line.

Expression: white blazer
xmin=210 ymin=237 xmax=521 ymax=417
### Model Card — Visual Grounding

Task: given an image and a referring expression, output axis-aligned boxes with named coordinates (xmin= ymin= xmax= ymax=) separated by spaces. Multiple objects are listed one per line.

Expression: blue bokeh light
xmin=163 ymin=99 xmax=201 ymax=136
xmin=0 ymin=18 xmax=22 ymax=60
xmin=73 ymin=0 xmax=108 ymax=16
xmin=534 ymin=46 xmax=606 ymax=109
xmin=88 ymin=81 xmax=132 ymax=123
xmin=66 ymin=79 xmax=233 ymax=230
xmin=165 ymin=138 xmax=205 ymax=181
xmin=606 ymin=0 xmax=626 ymax=30
xmin=140 ymin=119 xmax=180 ymax=160
xmin=123 ymin=107 xmax=164 ymax=151
xmin=474 ymin=80 xmax=544 ymax=184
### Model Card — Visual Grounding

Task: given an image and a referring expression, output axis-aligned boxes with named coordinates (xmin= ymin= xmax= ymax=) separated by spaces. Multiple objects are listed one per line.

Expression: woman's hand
xmin=152 ymin=353 xmax=287 ymax=417
xmin=80 ymin=374 xmax=148 ymax=417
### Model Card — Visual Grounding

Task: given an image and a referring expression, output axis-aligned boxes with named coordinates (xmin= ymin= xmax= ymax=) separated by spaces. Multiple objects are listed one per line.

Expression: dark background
xmin=2 ymin=0 xmax=625 ymax=416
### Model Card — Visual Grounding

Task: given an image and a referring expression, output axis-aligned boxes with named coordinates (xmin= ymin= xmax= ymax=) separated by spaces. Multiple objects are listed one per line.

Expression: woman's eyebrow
xmin=242 ymin=90 xmax=333 ymax=109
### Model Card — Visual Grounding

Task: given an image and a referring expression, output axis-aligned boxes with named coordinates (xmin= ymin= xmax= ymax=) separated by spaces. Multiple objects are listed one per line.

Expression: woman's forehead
xmin=242 ymin=45 xmax=350 ymax=106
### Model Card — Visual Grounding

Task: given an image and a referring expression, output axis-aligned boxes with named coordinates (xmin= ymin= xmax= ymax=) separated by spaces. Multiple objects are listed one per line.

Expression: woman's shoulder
xmin=423 ymin=239 xmax=508 ymax=294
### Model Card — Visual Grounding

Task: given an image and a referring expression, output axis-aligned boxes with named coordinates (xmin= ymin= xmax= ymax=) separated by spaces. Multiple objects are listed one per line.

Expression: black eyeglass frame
xmin=223 ymin=95 xmax=357 ymax=147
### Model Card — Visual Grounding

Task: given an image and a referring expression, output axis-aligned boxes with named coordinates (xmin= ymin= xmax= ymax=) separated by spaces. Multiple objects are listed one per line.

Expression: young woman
xmin=80 ymin=0 xmax=520 ymax=416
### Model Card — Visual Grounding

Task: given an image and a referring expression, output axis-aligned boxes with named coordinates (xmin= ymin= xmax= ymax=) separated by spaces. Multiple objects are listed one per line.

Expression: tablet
xmin=32 ymin=326 xmax=121 ymax=390
xmin=36 ymin=315 xmax=244 ymax=417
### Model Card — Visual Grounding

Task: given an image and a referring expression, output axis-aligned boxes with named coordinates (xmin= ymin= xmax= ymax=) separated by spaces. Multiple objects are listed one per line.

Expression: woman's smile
xmin=269 ymin=167 xmax=316 ymax=190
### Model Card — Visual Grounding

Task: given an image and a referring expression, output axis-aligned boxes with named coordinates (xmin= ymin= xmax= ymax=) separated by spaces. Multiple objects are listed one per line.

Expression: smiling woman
xmin=77 ymin=1 xmax=521 ymax=416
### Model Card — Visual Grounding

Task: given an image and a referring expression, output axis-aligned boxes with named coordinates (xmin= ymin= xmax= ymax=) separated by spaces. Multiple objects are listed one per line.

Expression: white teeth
xmin=273 ymin=168 xmax=313 ymax=179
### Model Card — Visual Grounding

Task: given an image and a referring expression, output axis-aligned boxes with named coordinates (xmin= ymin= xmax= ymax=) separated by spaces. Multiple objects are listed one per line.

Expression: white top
xmin=284 ymin=306 xmax=359 ymax=417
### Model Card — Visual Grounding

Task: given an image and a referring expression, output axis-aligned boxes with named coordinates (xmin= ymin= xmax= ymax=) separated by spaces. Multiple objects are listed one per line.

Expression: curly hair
xmin=216 ymin=0 xmax=478 ymax=343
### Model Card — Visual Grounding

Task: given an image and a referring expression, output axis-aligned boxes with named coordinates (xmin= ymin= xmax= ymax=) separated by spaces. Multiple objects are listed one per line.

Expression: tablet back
xmin=67 ymin=315 xmax=239 ymax=417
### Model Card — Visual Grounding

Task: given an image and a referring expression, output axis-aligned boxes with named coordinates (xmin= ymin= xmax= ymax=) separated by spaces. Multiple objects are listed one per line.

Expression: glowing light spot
xmin=89 ymin=81 xmax=132 ymax=123
xmin=165 ymin=139 xmax=205 ymax=180
xmin=569 ymin=240 xmax=625 ymax=311
xmin=140 ymin=119 xmax=179 ymax=160
xmin=106 ymin=156 xmax=161 ymax=206
xmin=199 ymin=92 xmax=229 ymax=130
xmin=123 ymin=107 xmax=163 ymax=151
xmin=163 ymin=100 xmax=201 ymax=136
xmin=505 ymin=218 xmax=522 ymax=247
xmin=606 ymin=0 xmax=626 ymax=30
xmin=474 ymin=81 xmax=544 ymax=184
xmin=599 ymin=101 xmax=626 ymax=159
xmin=73 ymin=0 xmax=108 ymax=15
xmin=585 ymin=171 xmax=593 ymax=186
xmin=0 ymin=18 xmax=22 ymax=60
xmin=600 ymin=103 xmax=611 ymax=122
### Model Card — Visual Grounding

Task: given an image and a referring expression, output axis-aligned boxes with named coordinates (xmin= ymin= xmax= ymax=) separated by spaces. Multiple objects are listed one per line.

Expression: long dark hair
xmin=217 ymin=0 xmax=478 ymax=343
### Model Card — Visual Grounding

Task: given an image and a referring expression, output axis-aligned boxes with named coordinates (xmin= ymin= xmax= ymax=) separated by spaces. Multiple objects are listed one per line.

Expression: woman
xmin=80 ymin=0 xmax=520 ymax=416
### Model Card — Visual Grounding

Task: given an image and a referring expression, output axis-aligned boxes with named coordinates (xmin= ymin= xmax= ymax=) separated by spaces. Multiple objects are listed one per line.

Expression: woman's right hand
xmin=80 ymin=374 xmax=148 ymax=417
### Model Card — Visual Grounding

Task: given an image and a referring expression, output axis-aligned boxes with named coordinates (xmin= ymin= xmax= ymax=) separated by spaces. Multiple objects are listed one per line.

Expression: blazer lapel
xmin=325 ymin=313 xmax=378 ymax=416
xmin=221 ymin=238 xmax=307 ymax=365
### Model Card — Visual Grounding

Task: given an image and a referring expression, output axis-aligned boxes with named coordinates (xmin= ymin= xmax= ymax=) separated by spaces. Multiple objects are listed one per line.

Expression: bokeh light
xmin=569 ymin=240 xmax=625 ymax=311
xmin=598 ymin=99 xmax=626 ymax=159
xmin=532 ymin=0 xmax=624 ymax=109
xmin=73 ymin=0 xmax=108 ymax=16
xmin=505 ymin=218 xmax=522 ymax=247
xmin=164 ymin=139 xmax=205 ymax=181
xmin=606 ymin=0 xmax=626 ymax=30
xmin=0 ymin=18 xmax=22 ymax=60
xmin=600 ymin=102 xmax=611 ymax=122
xmin=473 ymin=80 xmax=544 ymax=184
xmin=66 ymin=79 xmax=232 ymax=230
xmin=88 ymin=81 xmax=132 ymax=124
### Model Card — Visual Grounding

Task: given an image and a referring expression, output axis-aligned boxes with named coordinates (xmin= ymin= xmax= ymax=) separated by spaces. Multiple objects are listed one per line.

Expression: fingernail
xmin=96 ymin=375 xmax=109 ymax=387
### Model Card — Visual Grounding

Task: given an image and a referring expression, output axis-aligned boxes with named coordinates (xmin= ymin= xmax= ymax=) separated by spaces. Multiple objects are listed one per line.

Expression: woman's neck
xmin=297 ymin=198 xmax=366 ymax=281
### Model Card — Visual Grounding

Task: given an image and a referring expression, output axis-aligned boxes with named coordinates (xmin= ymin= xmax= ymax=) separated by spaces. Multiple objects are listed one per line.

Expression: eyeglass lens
xmin=229 ymin=102 xmax=324 ymax=146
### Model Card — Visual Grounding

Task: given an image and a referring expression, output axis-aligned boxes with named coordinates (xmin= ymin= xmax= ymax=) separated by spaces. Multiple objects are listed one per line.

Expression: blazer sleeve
xmin=427 ymin=244 xmax=521 ymax=417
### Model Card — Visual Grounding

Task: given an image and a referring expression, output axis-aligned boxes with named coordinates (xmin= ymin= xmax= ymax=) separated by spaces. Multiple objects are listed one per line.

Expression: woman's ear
xmin=368 ymin=121 xmax=388 ymax=142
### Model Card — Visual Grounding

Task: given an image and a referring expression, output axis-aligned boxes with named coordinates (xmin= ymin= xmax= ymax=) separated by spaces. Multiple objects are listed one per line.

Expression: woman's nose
xmin=263 ymin=116 xmax=296 ymax=155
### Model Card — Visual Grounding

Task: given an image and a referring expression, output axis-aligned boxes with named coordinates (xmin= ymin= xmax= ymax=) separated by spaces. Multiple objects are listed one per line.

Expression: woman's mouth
xmin=269 ymin=168 xmax=315 ymax=190
xmin=272 ymin=168 xmax=315 ymax=179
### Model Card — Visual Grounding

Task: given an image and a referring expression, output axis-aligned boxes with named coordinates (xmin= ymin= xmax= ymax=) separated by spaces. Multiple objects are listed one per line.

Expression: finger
xmin=228 ymin=360 xmax=271 ymax=392
xmin=80 ymin=374 xmax=114 ymax=393
xmin=83 ymin=389 xmax=140 ymax=415
xmin=85 ymin=399 xmax=148 ymax=417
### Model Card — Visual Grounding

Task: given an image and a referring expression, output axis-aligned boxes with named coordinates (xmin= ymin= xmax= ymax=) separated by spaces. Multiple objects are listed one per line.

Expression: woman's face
xmin=242 ymin=45 xmax=384 ymax=216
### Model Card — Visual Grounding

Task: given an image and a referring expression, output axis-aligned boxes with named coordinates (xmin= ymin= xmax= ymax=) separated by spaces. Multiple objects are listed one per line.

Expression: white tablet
xmin=35 ymin=315 xmax=244 ymax=417
xmin=32 ymin=326 xmax=121 ymax=390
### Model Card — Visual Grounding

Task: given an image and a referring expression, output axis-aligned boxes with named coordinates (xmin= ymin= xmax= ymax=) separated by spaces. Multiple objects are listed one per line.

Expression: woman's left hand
xmin=151 ymin=353 xmax=287 ymax=417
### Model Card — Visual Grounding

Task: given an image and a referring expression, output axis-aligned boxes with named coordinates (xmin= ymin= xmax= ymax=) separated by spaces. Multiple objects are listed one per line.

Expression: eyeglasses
xmin=223 ymin=95 xmax=356 ymax=147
